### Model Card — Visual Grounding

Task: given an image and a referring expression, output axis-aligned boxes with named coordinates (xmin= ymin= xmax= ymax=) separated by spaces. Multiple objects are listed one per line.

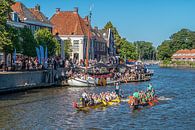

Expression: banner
xmin=45 ymin=46 xmax=48 ymax=68
xmin=13 ymin=48 xmax=16 ymax=64
xmin=36 ymin=47 xmax=41 ymax=64
xmin=40 ymin=45 xmax=44 ymax=65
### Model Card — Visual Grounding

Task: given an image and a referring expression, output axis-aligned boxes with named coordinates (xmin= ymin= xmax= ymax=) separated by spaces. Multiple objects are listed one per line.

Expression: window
xmin=73 ymin=40 xmax=79 ymax=52
xmin=12 ymin=12 xmax=19 ymax=22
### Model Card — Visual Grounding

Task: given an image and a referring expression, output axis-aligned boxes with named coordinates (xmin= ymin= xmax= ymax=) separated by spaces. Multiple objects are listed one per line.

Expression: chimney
xmin=84 ymin=16 xmax=89 ymax=21
xmin=56 ymin=8 xmax=60 ymax=13
xmin=94 ymin=26 xmax=98 ymax=31
xmin=73 ymin=7 xmax=78 ymax=14
xmin=35 ymin=4 xmax=40 ymax=11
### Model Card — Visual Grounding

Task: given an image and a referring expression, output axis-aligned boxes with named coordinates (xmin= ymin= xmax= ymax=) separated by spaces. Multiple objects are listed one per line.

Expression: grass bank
xmin=160 ymin=60 xmax=195 ymax=68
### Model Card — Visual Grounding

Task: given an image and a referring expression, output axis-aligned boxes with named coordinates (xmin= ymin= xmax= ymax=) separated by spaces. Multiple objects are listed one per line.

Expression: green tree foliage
xmin=6 ymin=26 xmax=20 ymax=53
xmin=64 ymin=39 xmax=72 ymax=59
xmin=119 ymin=39 xmax=138 ymax=60
xmin=157 ymin=28 xmax=195 ymax=60
xmin=0 ymin=0 xmax=15 ymax=52
xmin=34 ymin=28 xmax=60 ymax=57
xmin=134 ymin=41 xmax=156 ymax=60
xmin=157 ymin=40 xmax=172 ymax=60
xmin=20 ymin=27 xmax=37 ymax=57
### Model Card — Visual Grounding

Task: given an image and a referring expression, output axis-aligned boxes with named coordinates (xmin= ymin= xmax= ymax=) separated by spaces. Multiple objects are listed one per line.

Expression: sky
xmin=17 ymin=0 xmax=195 ymax=47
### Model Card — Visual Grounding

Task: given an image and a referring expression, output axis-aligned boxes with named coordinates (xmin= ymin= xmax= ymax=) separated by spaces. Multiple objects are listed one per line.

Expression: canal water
xmin=0 ymin=66 xmax=194 ymax=129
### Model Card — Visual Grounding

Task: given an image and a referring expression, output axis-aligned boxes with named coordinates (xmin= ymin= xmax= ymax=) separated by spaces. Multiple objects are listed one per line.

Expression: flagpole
xmin=86 ymin=6 xmax=92 ymax=69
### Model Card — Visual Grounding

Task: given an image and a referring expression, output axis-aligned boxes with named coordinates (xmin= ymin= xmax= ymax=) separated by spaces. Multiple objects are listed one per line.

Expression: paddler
xmin=133 ymin=90 xmax=140 ymax=99
xmin=147 ymin=83 xmax=153 ymax=92
xmin=115 ymin=83 xmax=120 ymax=96
xmin=146 ymin=83 xmax=155 ymax=99
xmin=81 ymin=91 xmax=87 ymax=106
xmin=132 ymin=90 xmax=139 ymax=109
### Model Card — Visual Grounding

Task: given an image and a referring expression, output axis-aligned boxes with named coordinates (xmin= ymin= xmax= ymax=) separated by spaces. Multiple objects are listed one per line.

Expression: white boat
xmin=67 ymin=76 xmax=95 ymax=87
xmin=67 ymin=76 xmax=119 ymax=87
xmin=106 ymin=77 xmax=120 ymax=85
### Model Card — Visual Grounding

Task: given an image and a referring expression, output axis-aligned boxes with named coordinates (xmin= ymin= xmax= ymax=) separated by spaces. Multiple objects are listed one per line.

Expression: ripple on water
xmin=0 ymin=66 xmax=195 ymax=129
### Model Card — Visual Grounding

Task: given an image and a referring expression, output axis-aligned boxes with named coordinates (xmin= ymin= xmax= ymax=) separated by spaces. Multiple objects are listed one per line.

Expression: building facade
xmin=91 ymin=27 xmax=107 ymax=61
xmin=172 ymin=49 xmax=195 ymax=62
xmin=8 ymin=2 xmax=52 ymax=33
xmin=50 ymin=7 xmax=108 ymax=61
xmin=100 ymin=28 xmax=116 ymax=58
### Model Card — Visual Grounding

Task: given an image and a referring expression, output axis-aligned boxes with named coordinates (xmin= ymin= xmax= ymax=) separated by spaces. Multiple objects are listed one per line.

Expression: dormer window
xmin=12 ymin=12 xmax=19 ymax=22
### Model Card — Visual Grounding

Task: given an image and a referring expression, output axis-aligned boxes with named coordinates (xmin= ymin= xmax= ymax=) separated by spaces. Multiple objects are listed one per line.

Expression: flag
xmin=45 ymin=46 xmax=48 ymax=68
xmin=36 ymin=47 xmax=41 ymax=63
xmin=13 ymin=48 xmax=16 ymax=64
xmin=40 ymin=45 xmax=44 ymax=65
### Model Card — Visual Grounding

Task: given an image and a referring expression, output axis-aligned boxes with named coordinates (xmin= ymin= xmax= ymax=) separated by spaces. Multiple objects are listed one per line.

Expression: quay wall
xmin=159 ymin=64 xmax=195 ymax=68
xmin=0 ymin=68 xmax=68 ymax=93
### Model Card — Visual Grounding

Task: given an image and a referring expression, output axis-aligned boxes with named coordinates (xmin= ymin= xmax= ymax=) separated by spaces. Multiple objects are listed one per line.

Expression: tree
xmin=119 ymin=39 xmax=138 ymax=60
xmin=157 ymin=28 xmax=195 ymax=60
xmin=134 ymin=41 xmax=156 ymax=60
xmin=20 ymin=27 xmax=37 ymax=57
xmin=34 ymin=28 xmax=60 ymax=57
xmin=0 ymin=0 xmax=16 ymax=69
xmin=6 ymin=26 xmax=20 ymax=53
xmin=0 ymin=0 xmax=15 ymax=51
xmin=157 ymin=40 xmax=172 ymax=60
xmin=64 ymin=39 xmax=72 ymax=59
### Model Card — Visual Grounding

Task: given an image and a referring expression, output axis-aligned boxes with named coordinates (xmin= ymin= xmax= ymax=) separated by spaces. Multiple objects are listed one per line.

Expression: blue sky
xmin=17 ymin=0 xmax=195 ymax=47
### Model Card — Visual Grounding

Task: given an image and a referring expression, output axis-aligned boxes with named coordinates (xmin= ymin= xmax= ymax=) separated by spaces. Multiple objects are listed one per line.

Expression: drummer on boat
xmin=115 ymin=82 xmax=124 ymax=97
xmin=115 ymin=83 xmax=120 ymax=96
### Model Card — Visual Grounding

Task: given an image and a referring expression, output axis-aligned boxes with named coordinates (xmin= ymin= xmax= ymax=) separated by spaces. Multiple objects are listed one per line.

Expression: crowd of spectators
xmin=0 ymin=54 xmax=118 ymax=72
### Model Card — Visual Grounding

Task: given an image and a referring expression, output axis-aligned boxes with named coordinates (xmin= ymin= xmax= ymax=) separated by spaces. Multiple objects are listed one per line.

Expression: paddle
xmin=148 ymin=101 xmax=154 ymax=106
xmin=102 ymin=100 xmax=107 ymax=106
xmin=72 ymin=101 xmax=78 ymax=108
xmin=153 ymin=99 xmax=159 ymax=103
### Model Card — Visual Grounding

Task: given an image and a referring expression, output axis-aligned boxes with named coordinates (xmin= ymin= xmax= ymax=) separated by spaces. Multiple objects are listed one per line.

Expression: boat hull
xmin=75 ymin=98 xmax=121 ymax=111
xmin=67 ymin=78 xmax=95 ymax=87
xmin=121 ymin=77 xmax=151 ymax=83
xmin=68 ymin=77 xmax=119 ymax=87
xmin=129 ymin=98 xmax=158 ymax=110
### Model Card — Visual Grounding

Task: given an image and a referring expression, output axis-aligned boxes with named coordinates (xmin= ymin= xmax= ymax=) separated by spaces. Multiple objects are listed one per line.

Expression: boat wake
xmin=157 ymin=96 xmax=172 ymax=101
xmin=121 ymin=96 xmax=172 ymax=102
xmin=121 ymin=99 xmax=129 ymax=102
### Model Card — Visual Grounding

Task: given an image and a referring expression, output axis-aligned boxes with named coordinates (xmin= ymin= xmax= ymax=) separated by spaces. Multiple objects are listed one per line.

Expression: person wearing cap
xmin=133 ymin=90 xmax=139 ymax=99
xmin=147 ymin=83 xmax=153 ymax=92
xmin=132 ymin=90 xmax=139 ymax=109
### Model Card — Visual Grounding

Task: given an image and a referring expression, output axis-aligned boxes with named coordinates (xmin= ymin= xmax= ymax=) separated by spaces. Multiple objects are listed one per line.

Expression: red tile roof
xmin=11 ymin=2 xmax=51 ymax=25
xmin=11 ymin=2 xmax=36 ymax=21
xmin=50 ymin=11 xmax=90 ymax=36
xmin=172 ymin=49 xmax=195 ymax=59
xmin=29 ymin=8 xmax=51 ymax=25
xmin=175 ymin=49 xmax=195 ymax=54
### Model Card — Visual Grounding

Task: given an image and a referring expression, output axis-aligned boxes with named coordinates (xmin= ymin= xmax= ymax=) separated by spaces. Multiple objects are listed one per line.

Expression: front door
xmin=74 ymin=53 xmax=79 ymax=60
